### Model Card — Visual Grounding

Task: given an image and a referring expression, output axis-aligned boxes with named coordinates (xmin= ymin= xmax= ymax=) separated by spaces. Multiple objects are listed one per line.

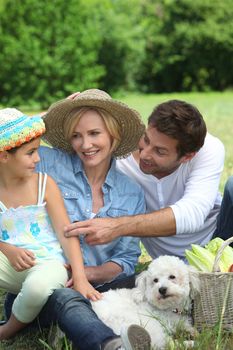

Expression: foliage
xmin=0 ymin=0 xmax=233 ymax=106
xmin=0 ymin=0 xmax=108 ymax=107
xmin=0 ymin=0 xmax=145 ymax=107
xmin=138 ymin=0 xmax=233 ymax=92
xmin=97 ymin=0 xmax=145 ymax=92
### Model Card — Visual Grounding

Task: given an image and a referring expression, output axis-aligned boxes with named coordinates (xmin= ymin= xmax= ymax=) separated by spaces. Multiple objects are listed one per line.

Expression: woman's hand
xmin=36 ymin=92 xmax=80 ymax=119
xmin=5 ymin=246 xmax=35 ymax=271
xmin=66 ymin=92 xmax=80 ymax=100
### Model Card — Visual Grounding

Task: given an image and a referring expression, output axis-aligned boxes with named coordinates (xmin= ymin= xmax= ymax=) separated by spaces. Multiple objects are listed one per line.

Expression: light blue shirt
xmin=37 ymin=146 xmax=145 ymax=281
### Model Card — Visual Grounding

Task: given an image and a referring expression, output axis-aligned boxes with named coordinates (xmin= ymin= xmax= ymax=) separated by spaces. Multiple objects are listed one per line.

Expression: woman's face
xmin=70 ymin=110 xmax=113 ymax=169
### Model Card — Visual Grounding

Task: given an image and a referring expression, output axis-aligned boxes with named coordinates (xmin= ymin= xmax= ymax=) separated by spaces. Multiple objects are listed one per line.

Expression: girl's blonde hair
xmin=64 ymin=107 xmax=121 ymax=154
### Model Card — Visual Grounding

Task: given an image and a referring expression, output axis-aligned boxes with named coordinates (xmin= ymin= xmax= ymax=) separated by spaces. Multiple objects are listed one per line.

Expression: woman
xmin=5 ymin=89 xmax=151 ymax=350
xmin=40 ymin=88 xmax=146 ymax=288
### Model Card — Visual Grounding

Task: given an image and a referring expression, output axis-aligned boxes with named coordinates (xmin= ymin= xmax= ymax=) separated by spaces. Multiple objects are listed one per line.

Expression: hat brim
xmin=42 ymin=97 xmax=145 ymax=158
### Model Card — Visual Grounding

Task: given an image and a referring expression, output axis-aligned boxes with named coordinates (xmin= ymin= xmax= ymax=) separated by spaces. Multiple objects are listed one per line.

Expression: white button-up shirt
xmin=117 ymin=133 xmax=225 ymax=259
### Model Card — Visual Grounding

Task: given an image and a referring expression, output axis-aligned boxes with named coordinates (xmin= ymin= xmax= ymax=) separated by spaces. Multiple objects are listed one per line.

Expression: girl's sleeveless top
xmin=0 ymin=172 xmax=65 ymax=262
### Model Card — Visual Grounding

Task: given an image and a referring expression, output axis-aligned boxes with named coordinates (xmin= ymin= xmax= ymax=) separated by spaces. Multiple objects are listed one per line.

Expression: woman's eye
xmin=72 ymin=134 xmax=80 ymax=139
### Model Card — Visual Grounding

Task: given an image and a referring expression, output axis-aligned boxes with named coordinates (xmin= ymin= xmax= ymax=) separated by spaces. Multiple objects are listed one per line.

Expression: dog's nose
xmin=159 ymin=287 xmax=167 ymax=296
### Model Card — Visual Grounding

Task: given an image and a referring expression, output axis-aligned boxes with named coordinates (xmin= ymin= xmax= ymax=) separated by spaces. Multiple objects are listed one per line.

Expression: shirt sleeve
xmin=37 ymin=146 xmax=58 ymax=173
xmin=170 ymin=135 xmax=225 ymax=234
xmin=107 ymin=186 xmax=146 ymax=278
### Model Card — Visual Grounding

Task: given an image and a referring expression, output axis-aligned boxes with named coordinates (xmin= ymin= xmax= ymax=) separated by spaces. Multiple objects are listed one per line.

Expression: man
xmin=212 ymin=175 xmax=233 ymax=243
xmin=65 ymin=100 xmax=225 ymax=260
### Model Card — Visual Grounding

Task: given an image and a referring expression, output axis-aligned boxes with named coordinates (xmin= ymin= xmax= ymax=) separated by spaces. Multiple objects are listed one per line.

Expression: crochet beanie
xmin=0 ymin=108 xmax=45 ymax=151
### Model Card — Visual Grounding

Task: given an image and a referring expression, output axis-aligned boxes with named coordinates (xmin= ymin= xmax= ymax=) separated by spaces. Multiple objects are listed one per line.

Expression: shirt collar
xmin=71 ymin=153 xmax=83 ymax=174
xmin=105 ymin=159 xmax=117 ymax=187
xmin=71 ymin=154 xmax=117 ymax=188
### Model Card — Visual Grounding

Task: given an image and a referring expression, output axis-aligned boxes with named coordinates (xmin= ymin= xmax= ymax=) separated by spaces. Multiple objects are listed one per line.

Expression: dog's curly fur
xmin=92 ymin=255 xmax=199 ymax=349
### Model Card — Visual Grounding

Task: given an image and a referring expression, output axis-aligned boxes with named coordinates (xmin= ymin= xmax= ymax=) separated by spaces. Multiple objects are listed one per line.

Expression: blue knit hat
xmin=0 ymin=108 xmax=45 ymax=151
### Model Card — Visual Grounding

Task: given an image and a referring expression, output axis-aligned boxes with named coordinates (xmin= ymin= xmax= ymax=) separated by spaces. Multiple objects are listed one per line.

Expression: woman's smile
xmin=71 ymin=110 xmax=113 ymax=171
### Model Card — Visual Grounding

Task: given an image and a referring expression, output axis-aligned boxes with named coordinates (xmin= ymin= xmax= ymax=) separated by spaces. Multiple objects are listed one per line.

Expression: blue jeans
xmin=4 ymin=275 xmax=136 ymax=350
xmin=43 ymin=289 xmax=115 ymax=350
xmin=213 ymin=176 xmax=233 ymax=244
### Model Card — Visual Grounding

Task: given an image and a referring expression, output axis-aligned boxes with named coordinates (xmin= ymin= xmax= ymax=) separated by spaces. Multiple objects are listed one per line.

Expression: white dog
xmin=92 ymin=255 xmax=199 ymax=349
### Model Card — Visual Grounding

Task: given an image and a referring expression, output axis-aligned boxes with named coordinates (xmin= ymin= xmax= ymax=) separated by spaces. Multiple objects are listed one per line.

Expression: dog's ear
xmin=132 ymin=270 xmax=148 ymax=303
xmin=188 ymin=266 xmax=200 ymax=299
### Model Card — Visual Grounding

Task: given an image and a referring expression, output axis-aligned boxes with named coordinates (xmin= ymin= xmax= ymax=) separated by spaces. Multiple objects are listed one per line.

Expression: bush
xmin=0 ymin=0 xmax=233 ymax=105
xmin=0 ymin=0 xmax=145 ymax=106
xmin=0 ymin=0 xmax=105 ymax=107
xmin=138 ymin=0 xmax=233 ymax=92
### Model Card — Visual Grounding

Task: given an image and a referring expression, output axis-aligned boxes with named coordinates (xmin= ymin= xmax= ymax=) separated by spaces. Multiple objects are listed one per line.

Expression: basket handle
xmin=212 ymin=236 xmax=233 ymax=272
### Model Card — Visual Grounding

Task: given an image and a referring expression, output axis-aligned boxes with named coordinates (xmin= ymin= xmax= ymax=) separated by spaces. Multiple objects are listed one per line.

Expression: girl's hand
xmin=5 ymin=246 xmax=35 ymax=271
xmin=66 ymin=277 xmax=73 ymax=288
xmin=73 ymin=279 xmax=102 ymax=301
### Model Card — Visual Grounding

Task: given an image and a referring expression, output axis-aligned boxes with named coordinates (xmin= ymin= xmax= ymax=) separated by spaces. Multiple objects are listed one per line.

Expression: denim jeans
xmin=213 ymin=176 xmax=233 ymax=245
xmin=4 ymin=274 xmax=136 ymax=350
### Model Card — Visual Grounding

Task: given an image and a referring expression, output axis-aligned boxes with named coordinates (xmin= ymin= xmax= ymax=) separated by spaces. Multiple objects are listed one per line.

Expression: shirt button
xmin=87 ymin=193 xmax=90 ymax=197
xmin=86 ymin=209 xmax=90 ymax=212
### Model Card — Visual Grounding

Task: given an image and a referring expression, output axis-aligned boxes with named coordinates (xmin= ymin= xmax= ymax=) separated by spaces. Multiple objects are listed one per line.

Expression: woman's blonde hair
xmin=63 ymin=107 xmax=121 ymax=154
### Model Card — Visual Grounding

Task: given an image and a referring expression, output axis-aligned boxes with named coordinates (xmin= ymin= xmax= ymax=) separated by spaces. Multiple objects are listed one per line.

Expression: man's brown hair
xmin=148 ymin=100 xmax=207 ymax=157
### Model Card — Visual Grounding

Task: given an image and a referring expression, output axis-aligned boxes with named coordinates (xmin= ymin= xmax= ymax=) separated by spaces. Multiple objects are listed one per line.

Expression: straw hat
xmin=42 ymin=89 xmax=145 ymax=158
xmin=0 ymin=108 xmax=45 ymax=151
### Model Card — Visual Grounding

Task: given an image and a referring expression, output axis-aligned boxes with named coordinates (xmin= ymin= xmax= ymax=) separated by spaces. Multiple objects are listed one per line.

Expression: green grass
xmin=1 ymin=91 xmax=233 ymax=349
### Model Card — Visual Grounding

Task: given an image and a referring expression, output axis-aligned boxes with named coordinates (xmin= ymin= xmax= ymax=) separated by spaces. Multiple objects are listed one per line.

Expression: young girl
xmin=0 ymin=108 xmax=101 ymax=340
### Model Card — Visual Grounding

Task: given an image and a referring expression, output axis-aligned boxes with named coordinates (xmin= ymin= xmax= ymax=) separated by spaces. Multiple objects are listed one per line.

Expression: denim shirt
xmin=37 ymin=146 xmax=145 ymax=281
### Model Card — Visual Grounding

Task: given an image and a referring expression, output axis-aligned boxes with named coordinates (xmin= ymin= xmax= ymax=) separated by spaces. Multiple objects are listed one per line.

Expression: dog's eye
xmin=153 ymin=278 xmax=158 ymax=283
xmin=169 ymin=275 xmax=176 ymax=279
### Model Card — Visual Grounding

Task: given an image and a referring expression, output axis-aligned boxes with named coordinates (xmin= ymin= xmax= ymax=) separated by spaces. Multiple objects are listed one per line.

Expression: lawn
xmin=0 ymin=91 xmax=233 ymax=349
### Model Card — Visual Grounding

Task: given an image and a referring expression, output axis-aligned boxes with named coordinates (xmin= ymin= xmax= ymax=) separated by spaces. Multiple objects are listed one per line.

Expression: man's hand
xmin=64 ymin=218 xmax=120 ymax=245
xmin=5 ymin=246 xmax=35 ymax=271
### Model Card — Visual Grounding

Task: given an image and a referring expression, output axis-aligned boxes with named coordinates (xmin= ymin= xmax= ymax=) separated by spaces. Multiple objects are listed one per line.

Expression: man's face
xmin=138 ymin=125 xmax=189 ymax=179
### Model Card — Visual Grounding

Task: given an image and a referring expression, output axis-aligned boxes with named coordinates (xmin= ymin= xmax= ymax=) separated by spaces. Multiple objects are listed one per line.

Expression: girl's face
xmin=7 ymin=138 xmax=41 ymax=177
xmin=70 ymin=110 xmax=113 ymax=169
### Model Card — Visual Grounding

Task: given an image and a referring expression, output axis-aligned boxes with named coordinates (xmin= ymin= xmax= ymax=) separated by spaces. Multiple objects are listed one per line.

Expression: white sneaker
xmin=121 ymin=324 xmax=151 ymax=350
xmin=101 ymin=336 xmax=122 ymax=350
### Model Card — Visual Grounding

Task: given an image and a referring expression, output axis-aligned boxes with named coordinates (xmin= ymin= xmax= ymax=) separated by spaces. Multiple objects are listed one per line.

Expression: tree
xmin=138 ymin=0 xmax=233 ymax=92
xmin=0 ymin=0 xmax=104 ymax=106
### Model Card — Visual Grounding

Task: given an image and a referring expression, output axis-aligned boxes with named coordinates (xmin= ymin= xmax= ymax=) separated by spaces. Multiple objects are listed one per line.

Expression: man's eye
xmin=155 ymin=149 xmax=166 ymax=156
xmin=144 ymin=136 xmax=149 ymax=144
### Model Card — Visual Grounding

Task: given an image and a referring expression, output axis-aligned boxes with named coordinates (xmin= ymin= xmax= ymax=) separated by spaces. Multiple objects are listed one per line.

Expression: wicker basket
xmin=193 ymin=236 xmax=233 ymax=331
